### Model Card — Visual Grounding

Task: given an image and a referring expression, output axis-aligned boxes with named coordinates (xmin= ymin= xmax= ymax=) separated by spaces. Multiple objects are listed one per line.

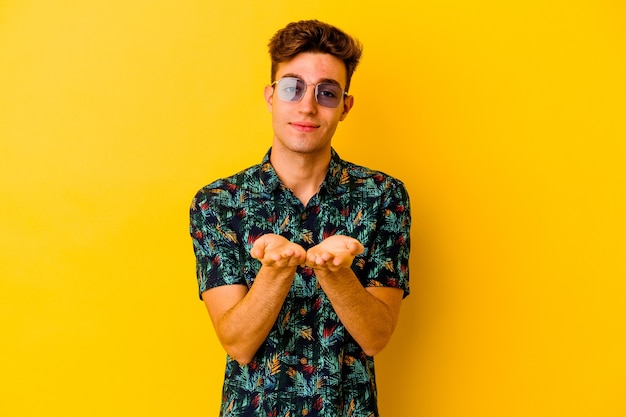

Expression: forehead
xmin=275 ymin=52 xmax=347 ymax=85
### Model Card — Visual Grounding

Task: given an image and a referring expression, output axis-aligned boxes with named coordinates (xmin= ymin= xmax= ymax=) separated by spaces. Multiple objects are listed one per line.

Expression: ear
xmin=339 ymin=94 xmax=354 ymax=121
xmin=264 ymin=85 xmax=274 ymax=113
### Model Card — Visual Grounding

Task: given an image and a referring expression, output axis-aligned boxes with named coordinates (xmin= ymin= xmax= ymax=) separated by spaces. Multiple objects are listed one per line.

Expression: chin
xmin=291 ymin=144 xmax=329 ymax=155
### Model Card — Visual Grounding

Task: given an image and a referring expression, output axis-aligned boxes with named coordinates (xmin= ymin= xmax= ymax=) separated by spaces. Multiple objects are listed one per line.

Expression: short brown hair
xmin=268 ymin=20 xmax=363 ymax=92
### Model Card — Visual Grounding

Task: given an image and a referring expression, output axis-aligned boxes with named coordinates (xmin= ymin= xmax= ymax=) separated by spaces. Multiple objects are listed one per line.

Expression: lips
xmin=291 ymin=121 xmax=319 ymax=132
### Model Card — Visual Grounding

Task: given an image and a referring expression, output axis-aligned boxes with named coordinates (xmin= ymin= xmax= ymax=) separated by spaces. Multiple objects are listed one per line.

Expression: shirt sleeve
xmin=362 ymin=178 xmax=411 ymax=298
xmin=189 ymin=187 xmax=247 ymax=299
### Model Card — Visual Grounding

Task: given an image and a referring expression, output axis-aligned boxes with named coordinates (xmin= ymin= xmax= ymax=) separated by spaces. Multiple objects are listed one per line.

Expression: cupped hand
xmin=250 ymin=234 xmax=307 ymax=268
xmin=305 ymin=235 xmax=364 ymax=272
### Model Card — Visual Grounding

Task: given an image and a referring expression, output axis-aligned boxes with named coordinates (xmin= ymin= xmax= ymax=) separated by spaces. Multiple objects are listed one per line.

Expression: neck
xmin=270 ymin=148 xmax=331 ymax=206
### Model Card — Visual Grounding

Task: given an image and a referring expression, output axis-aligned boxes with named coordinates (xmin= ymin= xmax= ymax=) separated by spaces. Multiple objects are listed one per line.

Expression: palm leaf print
xmin=300 ymin=326 xmax=314 ymax=341
xmin=383 ymin=259 xmax=395 ymax=272
xmin=215 ymin=223 xmax=238 ymax=244
xmin=347 ymin=398 xmax=356 ymax=417
xmin=268 ymin=354 xmax=281 ymax=376
xmin=281 ymin=311 xmax=291 ymax=328
xmin=301 ymin=230 xmax=314 ymax=244
xmin=279 ymin=215 xmax=290 ymax=231
xmin=340 ymin=168 xmax=350 ymax=185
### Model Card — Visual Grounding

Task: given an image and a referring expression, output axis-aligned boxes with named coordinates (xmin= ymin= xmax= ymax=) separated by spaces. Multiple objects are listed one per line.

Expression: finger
xmin=317 ymin=253 xmax=335 ymax=266
xmin=306 ymin=254 xmax=321 ymax=267
xmin=306 ymin=252 xmax=317 ymax=264
xmin=347 ymin=240 xmax=364 ymax=255
xmin=292 ymin=252 xmax=307 ymax=264
xmin=270 ymin=251 xmax=284 ymax=262
xmin=295 ymin=247 xmax=307 ymax=260
xmin=250 ymin=247 xmax=263 ymax=259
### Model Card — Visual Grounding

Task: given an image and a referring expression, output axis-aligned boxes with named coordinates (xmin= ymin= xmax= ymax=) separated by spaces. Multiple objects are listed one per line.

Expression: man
xmin=190 ymin=20 xmax=411 ymax=417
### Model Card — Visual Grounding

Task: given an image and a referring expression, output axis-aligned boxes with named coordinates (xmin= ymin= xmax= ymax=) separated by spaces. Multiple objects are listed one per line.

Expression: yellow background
xmin=1 ymin=1 xmax=625 ymax=416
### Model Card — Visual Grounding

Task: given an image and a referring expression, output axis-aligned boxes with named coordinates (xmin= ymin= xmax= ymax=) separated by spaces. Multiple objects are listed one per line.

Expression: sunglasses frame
xmin=271 ymin=77 xmax=348 ymax=108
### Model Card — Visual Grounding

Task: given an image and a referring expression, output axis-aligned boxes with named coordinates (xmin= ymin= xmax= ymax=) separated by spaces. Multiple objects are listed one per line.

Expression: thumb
xmin=348 ymin=240 xmax=365 ymax=255
xmin=250 ymin=238 xmax=267 ymax=259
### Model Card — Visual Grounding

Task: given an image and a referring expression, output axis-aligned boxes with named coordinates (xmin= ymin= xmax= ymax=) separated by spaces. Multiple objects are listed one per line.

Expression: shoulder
xmin=191 ymin=163 xmax=262 ymax=212
xmin=340 ymin=158 xmax=408 ymax=194
xmin=200 ymin=163 xmax=262 ymax=193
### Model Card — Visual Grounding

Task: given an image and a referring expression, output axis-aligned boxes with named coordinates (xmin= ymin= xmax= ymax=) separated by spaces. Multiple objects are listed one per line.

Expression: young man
xmin=190 ymin=20 xmax=411 ymax=417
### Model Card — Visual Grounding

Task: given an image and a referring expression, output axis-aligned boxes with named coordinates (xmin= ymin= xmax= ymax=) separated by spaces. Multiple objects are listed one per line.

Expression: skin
xmin=202 ymin=52 xmax=404 ymax=364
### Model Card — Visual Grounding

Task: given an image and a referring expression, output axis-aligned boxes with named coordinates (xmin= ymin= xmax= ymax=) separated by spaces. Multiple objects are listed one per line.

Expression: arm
xmin=202 ymin=234 xmax=306 ymax=365
xmin=305 ymin=235 xmax=404 ymax=356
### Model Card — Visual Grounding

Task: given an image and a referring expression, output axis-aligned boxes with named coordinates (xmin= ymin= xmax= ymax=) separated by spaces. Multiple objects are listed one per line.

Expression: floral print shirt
xmin=189 ymin=148 xmax=411 ymax=417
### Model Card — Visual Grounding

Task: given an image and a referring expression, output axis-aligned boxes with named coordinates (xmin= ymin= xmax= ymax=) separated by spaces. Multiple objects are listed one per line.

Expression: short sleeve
xmin=362 ymin=179 xmax=411 ymax=298
xmin=189 ymin=187 xmax=247 ymax=299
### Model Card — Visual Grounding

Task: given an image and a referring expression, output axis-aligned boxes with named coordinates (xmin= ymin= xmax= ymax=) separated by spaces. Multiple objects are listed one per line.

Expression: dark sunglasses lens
xmin=316 ymin=84 xmax=343 ymax=108
xmin=277 ymin=77 xmax=305 ymax=102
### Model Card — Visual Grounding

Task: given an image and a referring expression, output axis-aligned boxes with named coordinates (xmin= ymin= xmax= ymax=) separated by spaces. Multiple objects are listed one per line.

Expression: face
xmin=264 ymin=52 xmax=354 ymax=158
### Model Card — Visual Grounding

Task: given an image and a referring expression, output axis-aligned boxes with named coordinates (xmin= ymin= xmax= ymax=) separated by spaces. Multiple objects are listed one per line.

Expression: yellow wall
xmin=1 ymin=1 xmax=625 ymax=416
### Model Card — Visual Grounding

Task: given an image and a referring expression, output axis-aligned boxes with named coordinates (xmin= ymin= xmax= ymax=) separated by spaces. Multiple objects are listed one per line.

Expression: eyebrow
xmin=280 ymin=73 xmax=343 ymax=88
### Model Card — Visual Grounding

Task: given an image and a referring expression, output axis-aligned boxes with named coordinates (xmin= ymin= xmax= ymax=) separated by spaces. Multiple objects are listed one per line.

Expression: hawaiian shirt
xmin=189 ymin=148 xmax=411 ymax=417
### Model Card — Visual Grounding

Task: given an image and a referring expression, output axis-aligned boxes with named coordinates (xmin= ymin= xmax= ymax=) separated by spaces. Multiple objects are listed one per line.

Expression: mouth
xmin=290 ymin=122 xmax=320 ymax=132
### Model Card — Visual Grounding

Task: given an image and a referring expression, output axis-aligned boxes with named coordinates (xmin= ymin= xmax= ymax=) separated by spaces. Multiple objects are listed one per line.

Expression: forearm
xmin=207 ymin=266 xmax=296 ymax=364
xmin=315 ymin=268 xmax=401 ymax=356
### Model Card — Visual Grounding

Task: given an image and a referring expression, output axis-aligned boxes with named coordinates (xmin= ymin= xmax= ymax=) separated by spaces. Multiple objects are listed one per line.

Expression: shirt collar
xmin=259 ymin=149 xmax=281 ymax=192
xmin=258 ymin=147 xmax=347 ymax=195
xmin=323 ymin=148 xmax=346 ymax=195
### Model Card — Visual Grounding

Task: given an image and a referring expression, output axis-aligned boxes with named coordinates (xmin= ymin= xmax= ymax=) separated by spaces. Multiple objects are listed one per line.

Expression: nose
xmin=298 ymin=84 xmax=318 ymax=114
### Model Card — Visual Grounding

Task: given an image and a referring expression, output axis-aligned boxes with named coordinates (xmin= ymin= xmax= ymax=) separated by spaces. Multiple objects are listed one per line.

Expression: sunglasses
xmin=271 ymin=77 xmax=347 ymax=108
